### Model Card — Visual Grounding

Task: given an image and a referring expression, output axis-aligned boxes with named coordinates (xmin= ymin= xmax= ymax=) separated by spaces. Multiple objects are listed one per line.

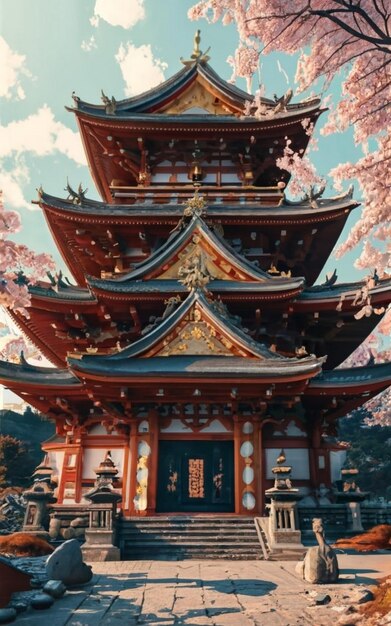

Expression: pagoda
xmin=2 ymin=35 xmax=390 ymax=520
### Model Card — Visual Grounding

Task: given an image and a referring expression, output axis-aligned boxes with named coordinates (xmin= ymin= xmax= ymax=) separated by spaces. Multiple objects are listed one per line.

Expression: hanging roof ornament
xmin=180 ymin=30 xmax=211 ymax=66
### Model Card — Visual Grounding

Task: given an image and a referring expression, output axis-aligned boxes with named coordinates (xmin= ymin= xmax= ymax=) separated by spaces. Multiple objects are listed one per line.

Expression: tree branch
xmin=311 ymin=9 xmax=391 ymax=49
xmin=352 ymin=58 xmax=391 ymax=83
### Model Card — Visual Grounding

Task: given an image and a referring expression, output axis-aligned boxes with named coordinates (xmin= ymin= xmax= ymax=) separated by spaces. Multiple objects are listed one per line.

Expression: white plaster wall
xmin=330 ymin=450 xmax=347 ymax=483
xmin=88 ymin=424 xmax=109 ymax=435
xmin=160 ymin=418 xmax=192 ymax=433
xmin=265 ymin=448 xmax=310 ymax=480
xmin=285 ymin=421 xmax=307 ymax=437
xmin=221 ymin=172 xmax=241 ymax=183
xmin=82 ymin=448 xmax=124 ymax=479
xmin=201 ymin=419 xmax=229 ymax=433
xmin=50 ymin=450 xmax=64 ymax=485
xmin=177 ymin=173 xmax=190 ymax=182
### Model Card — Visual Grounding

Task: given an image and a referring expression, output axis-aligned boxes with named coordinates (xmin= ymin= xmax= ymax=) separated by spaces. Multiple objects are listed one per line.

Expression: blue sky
xmin=1 ymin=0 xmax=366 ymax=283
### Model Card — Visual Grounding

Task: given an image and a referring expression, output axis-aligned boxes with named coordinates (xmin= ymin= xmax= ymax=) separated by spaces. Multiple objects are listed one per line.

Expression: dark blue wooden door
xmin=157 ymin=440 xmax=234 ymax=512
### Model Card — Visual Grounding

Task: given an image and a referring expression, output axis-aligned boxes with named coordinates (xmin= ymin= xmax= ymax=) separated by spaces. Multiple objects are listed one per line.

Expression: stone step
xmin=120 ymin=535 xmax=259 ymax=543
xmin=120 ymin=532 xmax=259 ymax=540
xmin=118 ymin=515 xmax=262 ymax=560
xmin=119 ymin=521 xmax=255 ymax=529
xmin=124 ymin=542 xmax=262 ymax=558
xmin=121 ymin=552 xmax=263 ymax=561
xmin=121 ymin=527 xmax=253 ymax=537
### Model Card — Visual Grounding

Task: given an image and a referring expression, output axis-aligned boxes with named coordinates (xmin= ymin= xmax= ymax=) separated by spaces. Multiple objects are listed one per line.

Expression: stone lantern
xmin=264 ymin=449 xmax=305 ymax=556
xmin=81 ymin=451 xmax=122 ymax=561
xmin=333 ymin=459 xmax=369 ymax=532
xmin=22 ymin=455 xmax=57 ymax=539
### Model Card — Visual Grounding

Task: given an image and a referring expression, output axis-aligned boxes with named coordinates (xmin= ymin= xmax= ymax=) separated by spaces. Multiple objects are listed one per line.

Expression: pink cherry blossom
xmin=189 ymin=0 xmax=391 ymax=272
xmin=0 ymin=191 xmax=55 ymax=315
xmin=190 ymin=2 xmax=391 ymax=425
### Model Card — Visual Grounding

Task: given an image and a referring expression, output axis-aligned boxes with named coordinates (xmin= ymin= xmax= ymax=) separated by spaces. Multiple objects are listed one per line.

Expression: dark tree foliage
xmin=0 ymin=407 xmax=55 ymax=488
xmin=338 ymin=409 xmax=391 ymax=499
xmin=0 ymin=435 xmax=36 ymax=488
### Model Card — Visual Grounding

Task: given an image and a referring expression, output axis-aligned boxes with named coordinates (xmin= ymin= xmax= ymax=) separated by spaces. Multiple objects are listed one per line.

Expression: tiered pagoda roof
xmin=68 ymin=60 xmax=324 ymax=202
xmin=2 ymin=39 xmax=390 ymax=447
xmin=8 ymin=197 xmax=391 ymax=370
xmin=37 ymin=188 xmax=358 ymax=286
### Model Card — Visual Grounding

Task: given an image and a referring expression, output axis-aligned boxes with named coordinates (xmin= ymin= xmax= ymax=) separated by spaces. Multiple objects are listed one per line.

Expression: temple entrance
xmin=157 ymin=440 xmax=234 ymax=513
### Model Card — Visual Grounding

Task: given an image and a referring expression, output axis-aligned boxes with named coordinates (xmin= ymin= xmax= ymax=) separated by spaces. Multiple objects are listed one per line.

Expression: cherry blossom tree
xmin=340 ymin=338 xmax=391 ymax=426
xmin=189 ymin=0 xmax=391 ymax=273
xmin=0 ymin=191 xmax=55 ymax=318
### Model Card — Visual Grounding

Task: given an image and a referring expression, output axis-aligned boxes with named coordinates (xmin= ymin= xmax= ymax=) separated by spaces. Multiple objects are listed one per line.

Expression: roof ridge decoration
xmin=183 ymin=187 xmax=207 ymax=218
xmin=65 ymin=180 xmax=88 ymax=205
xmin=178 ymin=189 xmax=210 ymax=292
xmin=180 ymin=30 xmax=211 ymax=67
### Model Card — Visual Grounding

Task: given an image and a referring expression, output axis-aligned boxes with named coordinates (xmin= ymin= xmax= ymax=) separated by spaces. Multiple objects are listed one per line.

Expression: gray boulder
xmin=46 ymin=539 xmax=92 ymax=586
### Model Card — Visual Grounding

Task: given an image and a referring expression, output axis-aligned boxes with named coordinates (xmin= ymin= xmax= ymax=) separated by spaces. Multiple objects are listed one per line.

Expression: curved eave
xmin=7 ymin=310 xmax=66 ymax=368
xmin=69 ymin=354 xmax=323 ymax=382
xmin=38 ymin=191 xmax=359 ymax=222
xmin=88 ymin=278 xmax=304 ymax=297
xmin=307 ymin=362 xmax=391 ymax=395
xmin=67 ymin=61 xmax=318 ymax=117
xmin=28 ymin=283 xmax=96 ymax=304
xmin=0 ymin=360 xmax=82 ymax=389
xmin=70 ymin=103 xmax=323 ymax=129
xmin=297 ymin=279 xmax=391 ymax=310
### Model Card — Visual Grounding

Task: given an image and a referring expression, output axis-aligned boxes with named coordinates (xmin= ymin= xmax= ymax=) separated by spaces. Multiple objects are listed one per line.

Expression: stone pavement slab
xmin=9 ymin=553 xmax=391 ymax=626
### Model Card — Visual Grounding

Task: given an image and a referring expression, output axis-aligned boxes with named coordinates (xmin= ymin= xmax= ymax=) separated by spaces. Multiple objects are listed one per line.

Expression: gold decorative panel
xmin=188 ymin=458 xmax=205 ymax=498
xmin=161 ymin=81 xmax=235 ymax=116
xmin=157 ymin=318 xmax=237 ymax=356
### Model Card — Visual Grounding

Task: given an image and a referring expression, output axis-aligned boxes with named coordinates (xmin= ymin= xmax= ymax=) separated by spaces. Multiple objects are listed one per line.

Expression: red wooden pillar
xmin=57 ymin=443 xmax=83 ymax=503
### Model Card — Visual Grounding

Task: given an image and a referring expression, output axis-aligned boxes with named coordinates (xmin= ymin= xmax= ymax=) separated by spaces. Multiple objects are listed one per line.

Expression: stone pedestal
xmin=333 ymin=464 xmax=369 ymax=533
xmin=265 ymin=492 xmax=305 ymax=553
xmin=82 ymin=504 xmax=121 ymax=561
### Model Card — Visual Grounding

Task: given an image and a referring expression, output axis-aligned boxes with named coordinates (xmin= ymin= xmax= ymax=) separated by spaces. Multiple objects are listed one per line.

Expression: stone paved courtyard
xmin=10 ymin=553 xmax=391 ymax=625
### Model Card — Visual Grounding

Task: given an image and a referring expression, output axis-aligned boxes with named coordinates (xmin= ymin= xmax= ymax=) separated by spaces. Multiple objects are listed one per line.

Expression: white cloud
xmin=0 ymin=105 xmax=86 ymax=165
xmin=0 ymin=106 xmax=87 ymax=210
xmin=91 ymin=0 xmax=145 ymax=29
xmin=115 ymin=43 xmax=167 ymax=96
xmin=0 ymin=160 xmax=31 ymax=210
xmin=0 ymin=36 xmax=32 ymax=100
xmin=81 ymin=35 xmax=97 ymax=52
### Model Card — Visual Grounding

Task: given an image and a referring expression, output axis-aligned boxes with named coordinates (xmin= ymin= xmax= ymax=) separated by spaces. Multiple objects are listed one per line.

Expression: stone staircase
xmin=117 ymin=516 xmax=264 ymax=560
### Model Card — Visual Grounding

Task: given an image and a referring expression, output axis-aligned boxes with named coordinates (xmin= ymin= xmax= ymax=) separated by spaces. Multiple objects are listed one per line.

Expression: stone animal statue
xmin=295 ymin=517 xmax=339 ymax=584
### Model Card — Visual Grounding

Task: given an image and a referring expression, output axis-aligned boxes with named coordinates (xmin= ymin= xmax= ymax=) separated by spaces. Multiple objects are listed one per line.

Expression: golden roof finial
xmin=193 ymin=29 xmax=201 ymax=58
xmin=183 ymin=189 xmax=207 ymax=218
xmin=181 ymin=30 xmax=211 ymax=66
